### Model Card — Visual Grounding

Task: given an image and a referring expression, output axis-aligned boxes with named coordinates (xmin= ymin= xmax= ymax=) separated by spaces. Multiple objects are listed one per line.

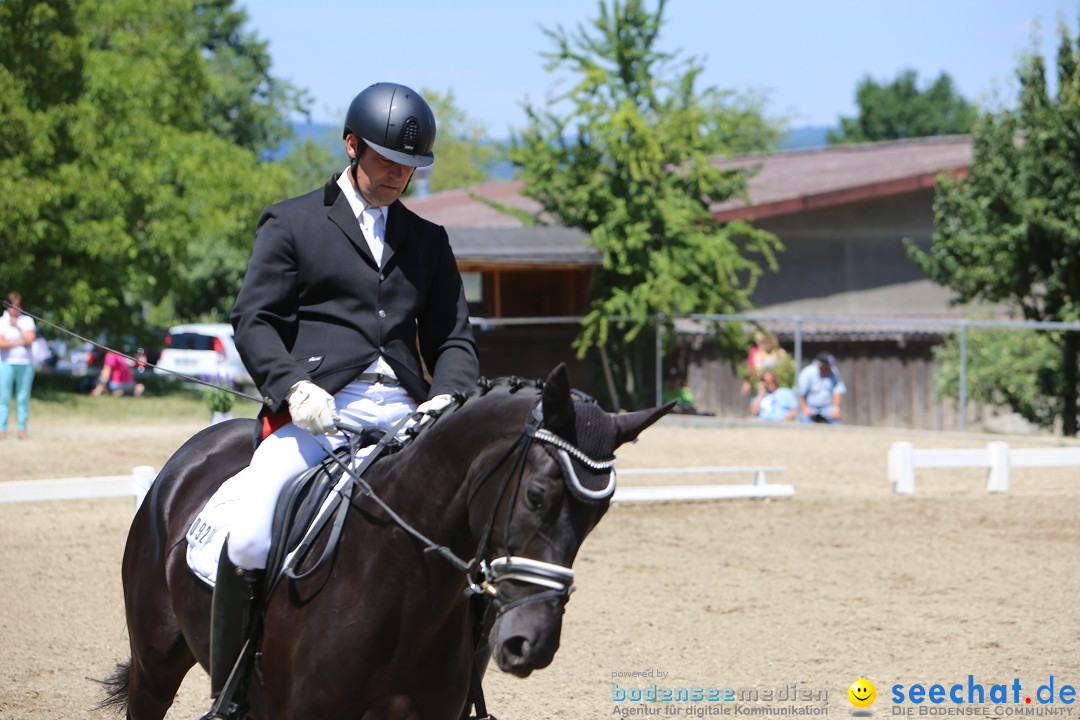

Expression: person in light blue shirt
xmin=750 ymin=371 xmax=798 ymax=421
xmin=797 ymin=352 xmax=846 ymax=424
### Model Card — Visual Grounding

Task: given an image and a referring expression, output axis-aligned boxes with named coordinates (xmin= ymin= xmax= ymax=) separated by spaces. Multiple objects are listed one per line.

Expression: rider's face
xmin=348 ymin=136 xmax=414 ymax=207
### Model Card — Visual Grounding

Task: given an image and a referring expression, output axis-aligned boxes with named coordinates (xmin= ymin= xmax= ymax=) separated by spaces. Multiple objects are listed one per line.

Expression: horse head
xmin=473 ymin=363 xmax=672 ymax=677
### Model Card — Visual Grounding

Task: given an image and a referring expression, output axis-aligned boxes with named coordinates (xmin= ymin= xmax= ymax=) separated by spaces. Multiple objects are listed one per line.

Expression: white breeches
xmin=219 ymin=380 xmax=416 ymax=570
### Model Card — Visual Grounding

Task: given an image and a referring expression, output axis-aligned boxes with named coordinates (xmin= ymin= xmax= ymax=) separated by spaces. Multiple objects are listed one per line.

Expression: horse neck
xmin=377 ymin=389 xmax=536 ymax=557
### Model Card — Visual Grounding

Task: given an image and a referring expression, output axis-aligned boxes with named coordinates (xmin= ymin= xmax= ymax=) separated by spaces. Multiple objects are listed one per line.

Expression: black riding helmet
xmin=343 ymin=82 xmax=436 ymax=168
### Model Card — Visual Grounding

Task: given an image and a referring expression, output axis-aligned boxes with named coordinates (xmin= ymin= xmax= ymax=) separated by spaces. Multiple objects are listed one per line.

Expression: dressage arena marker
xmin=613 ymin=466 xmax=794 ymax=502
xmin=0 ymin=466 xmax=156 ymax=511
xmin=888 ymin=441 xmax=1080 ymax=494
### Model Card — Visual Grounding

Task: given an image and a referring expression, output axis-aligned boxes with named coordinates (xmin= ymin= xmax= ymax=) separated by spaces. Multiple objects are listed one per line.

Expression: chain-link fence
xmin=470 ymin=313 xmax=1080 ymax=434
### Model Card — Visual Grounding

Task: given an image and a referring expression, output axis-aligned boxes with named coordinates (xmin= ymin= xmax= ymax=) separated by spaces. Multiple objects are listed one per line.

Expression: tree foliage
xmin=907 ymin=20 xmax=1080 ymax=435
xmin=192 ymin=0 xmax=310 ymax=155
xmin=511 ymin=0 xmax=782 ymax=407
xmin=931 ymin=327 xmax=1065 ymax=431
xmin=419 ymin=88 xmax=502 ymax=195
xmin=0 ymin=0 xmax=302 ymax=344
xmin=828 ymin=69 xmax=977 ymax=144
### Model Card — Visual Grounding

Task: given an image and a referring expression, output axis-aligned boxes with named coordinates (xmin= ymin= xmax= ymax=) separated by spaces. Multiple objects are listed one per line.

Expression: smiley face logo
xmin=848 ymin=678 xmax=876 ymax=708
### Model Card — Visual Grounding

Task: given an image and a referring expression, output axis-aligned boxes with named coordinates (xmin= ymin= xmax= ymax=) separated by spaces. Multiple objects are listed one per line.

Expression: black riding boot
xmin=200 ymin=540 xmax=262 ymax=720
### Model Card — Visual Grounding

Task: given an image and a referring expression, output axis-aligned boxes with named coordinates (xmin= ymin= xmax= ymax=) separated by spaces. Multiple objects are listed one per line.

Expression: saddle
xmin=266 ymin=425 xmax=402 ymax=591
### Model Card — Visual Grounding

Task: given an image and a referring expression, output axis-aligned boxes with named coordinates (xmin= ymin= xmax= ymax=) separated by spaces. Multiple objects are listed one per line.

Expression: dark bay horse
xmin=99 ymin=364 xmax=671 ymax=719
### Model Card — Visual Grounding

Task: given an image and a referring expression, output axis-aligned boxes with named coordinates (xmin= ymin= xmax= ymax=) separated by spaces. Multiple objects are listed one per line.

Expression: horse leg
xmin=125 ymin=639 xmax=196 ymax=720
xmin=121 ymin=527 xmax=199 ymax=719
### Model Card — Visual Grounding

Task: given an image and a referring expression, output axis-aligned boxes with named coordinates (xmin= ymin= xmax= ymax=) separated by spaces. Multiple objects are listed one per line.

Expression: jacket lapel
xmin=324 ymin=173 xmax=378 ymax=269
xmin=381 ymin=200 xmax=405 ymax=270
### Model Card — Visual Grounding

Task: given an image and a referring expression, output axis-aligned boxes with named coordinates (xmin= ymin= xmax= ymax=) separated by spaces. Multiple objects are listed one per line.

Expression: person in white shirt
xmin=0 ymin=292 xmax=38 ymax=440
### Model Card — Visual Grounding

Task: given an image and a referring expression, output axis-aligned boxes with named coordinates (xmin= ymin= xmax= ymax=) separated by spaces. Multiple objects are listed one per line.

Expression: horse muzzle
xmin=485 ymin=556 xmax=575 ymax=677
xmin=491 ymin=599 xmax=565 ymax=677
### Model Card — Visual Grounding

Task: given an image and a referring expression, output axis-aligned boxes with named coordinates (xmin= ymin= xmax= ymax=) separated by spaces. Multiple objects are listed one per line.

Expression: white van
xmin=154 ymin=323 xmax=253 ymax=391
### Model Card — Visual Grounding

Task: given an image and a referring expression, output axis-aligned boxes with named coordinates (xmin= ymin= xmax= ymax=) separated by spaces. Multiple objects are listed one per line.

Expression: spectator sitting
xmin=750 ymin=371 xmax=798 ymax=421
xmin=797 ymin=352 xmax=845 ymax=424
xmin=741 ymin=330 xmax=788 ymax=396
xmin=90 ymin=351 xmax=145 ymax=397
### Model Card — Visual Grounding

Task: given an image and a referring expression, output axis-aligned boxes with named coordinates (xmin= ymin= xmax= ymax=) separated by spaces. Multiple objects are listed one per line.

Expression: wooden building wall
xmin=472 ymin=324 xmax=609 ymax=401
xmin=459 ymin=266 xmax=591 ymax=318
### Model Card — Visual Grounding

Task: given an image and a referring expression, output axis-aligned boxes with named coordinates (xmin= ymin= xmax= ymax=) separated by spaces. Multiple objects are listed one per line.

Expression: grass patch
xmin=27 ymin=372 xmax=261 ymax=423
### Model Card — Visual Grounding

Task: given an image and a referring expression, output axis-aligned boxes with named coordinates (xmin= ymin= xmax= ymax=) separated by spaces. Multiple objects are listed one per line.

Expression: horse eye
xmin=525 ymin=484 xmax=546 ymax=511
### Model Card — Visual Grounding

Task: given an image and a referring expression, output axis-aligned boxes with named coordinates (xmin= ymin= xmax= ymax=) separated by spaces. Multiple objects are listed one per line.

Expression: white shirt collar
xmin=336 ymin=168 xmax=386 ymax=225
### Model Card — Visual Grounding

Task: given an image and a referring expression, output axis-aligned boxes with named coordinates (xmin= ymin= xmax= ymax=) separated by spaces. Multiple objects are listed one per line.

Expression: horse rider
xmin=195 ymin=82 xmax=479 ymax=718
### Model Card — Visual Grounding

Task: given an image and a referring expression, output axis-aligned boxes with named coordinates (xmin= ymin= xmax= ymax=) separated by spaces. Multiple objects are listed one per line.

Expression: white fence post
xmin=131 ymin=465 xmax=157 ymax=512
xmin=890 ymin=442 xmax=915 ymax=495
xmin=986 ymin=442 xmax=1010 ymax=493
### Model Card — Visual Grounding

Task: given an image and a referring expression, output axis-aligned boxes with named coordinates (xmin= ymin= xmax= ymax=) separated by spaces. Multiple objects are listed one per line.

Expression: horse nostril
xmin=503 ymin=635 xmax=530 ymax=660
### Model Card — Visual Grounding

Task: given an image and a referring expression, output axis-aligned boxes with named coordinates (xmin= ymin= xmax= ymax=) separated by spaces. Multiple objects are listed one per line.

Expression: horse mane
xmin=463 ymin=375 xmax=599 ymax=404
xmin=404 ymin=375 xmax=600 ymax=443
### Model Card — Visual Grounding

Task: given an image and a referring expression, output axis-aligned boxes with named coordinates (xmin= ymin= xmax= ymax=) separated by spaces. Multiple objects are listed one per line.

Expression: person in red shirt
xmin=91 ymin=351 xmax=145 ymax=397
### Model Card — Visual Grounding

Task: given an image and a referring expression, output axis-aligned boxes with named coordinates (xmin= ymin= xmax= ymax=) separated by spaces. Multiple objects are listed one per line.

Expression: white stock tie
xmin=362 ymin=206 xmax=385 ymax=267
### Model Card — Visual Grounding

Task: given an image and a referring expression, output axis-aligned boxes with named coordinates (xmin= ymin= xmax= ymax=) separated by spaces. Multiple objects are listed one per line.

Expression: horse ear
xmin=541 ymin=363 xmax=575 ymax=432
xmin=613 ymin=401 xmax=676 ymax=448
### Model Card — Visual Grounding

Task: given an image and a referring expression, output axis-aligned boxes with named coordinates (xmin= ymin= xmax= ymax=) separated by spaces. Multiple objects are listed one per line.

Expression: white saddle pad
xmin=185 ymin=476 xmax=246 ymax=588
xmin=184 ymin=436 xmax=393 ymax=587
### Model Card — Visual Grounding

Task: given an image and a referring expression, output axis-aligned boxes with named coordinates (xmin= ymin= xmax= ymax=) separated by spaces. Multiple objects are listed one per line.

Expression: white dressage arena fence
xmin=0 ymin=465 xmax=794 ymax=510
xmin=613 ymin=465 xmax=793 ymax=502
xmin=0 ymin=466 xmax=156 ymax=511
xmin=888 ymin=441 xmax=1080 ymax=494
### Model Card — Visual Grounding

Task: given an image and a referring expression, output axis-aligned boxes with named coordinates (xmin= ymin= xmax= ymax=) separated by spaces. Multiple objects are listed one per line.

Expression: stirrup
xmin=203 ymin=648 xmax=255 ymax=720
xmin=201 ymin=638 xmax=254 ymax=719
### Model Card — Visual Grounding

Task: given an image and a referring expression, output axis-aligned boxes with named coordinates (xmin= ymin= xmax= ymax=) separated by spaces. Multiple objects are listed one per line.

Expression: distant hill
xmin=779 ymin=125 xmax=832 ymax=150
xmin=270 ymin=121 xmax=337 ymax=159
xmin=274 ymin=122 xmax=834 ymax=178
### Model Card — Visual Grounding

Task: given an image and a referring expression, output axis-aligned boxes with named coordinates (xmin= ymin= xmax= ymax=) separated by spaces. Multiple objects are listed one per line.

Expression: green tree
xmin=907 ymin=20 xmax=1080 ymax=435
xmin=193 ymin=0 xmax=311 ymax=156
xmin=930 ymin=326 xmax=1064 ymax=431
xmin=0 ymin=0 xmax=298 ymax=341
xmin=511 ymin=0 xmax=782 ymax=407
xmin=419 ymin=88 xmax=501 ymax=194
xmin=828 ymin=69 xmax=977 ymax=144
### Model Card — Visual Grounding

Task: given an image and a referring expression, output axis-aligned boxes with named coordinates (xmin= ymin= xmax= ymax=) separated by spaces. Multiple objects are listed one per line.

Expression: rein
xmin=294 ymin=395 xmax=586 ymax=613
xmin=6 ymin=302 xmax=259 ymax=402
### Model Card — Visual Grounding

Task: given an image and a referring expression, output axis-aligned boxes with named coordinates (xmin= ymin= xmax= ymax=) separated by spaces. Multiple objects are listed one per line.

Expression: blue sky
xmin=241 ymin=0 xmax=1077 ymax=137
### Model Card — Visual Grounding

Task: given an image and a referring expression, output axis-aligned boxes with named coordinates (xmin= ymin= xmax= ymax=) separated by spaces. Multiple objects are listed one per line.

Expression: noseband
xmin=465 ymin=401 xmax=615 ymax=615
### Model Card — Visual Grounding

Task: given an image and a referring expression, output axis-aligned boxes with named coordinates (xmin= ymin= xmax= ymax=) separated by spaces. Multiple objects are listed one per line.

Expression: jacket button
xmin=377 ymin=309 xmax=386 ymax=318
xmin=379 ymin=273 xmax=385 ymax=281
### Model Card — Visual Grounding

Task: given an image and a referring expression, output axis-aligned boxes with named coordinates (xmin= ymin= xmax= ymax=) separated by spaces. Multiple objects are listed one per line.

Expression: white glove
xmin=286 ymin=380 xmax=339 ymax=436
xmin=416 ymin=393 xmax=453 ymax=425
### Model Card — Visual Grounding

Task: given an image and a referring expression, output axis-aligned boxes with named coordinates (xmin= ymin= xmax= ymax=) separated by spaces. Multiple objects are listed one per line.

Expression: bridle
xmin=295 ymin=392 xmax=615 ymax=616
xmin=462 ymin=400 xmax=615 ymax=615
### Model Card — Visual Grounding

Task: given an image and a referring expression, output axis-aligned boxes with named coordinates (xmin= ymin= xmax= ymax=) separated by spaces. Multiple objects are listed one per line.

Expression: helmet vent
xmin=399 ymin=117 xmax=420 ymax=152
